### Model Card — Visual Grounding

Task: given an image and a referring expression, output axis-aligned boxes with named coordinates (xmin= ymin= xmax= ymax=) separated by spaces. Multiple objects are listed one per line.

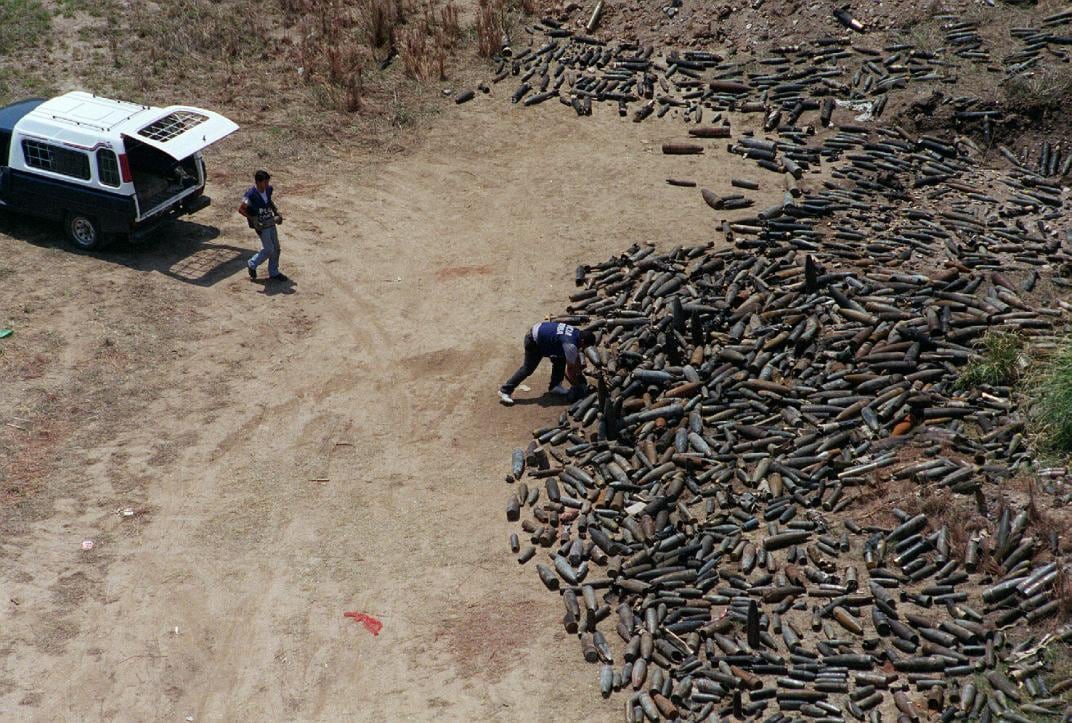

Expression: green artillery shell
xmin=553 ymin=553 xmax=578 ymax=583
xmin=518 ymin=546 xmax=535 ymax=564
xmin=536 ymin=563 xmax=559 ymax=590
xmin=563 ymin=588 xmax=580 ymax=618
xmin=582 ymin=584 xmax=598 ymax=611
xmin=510 ymin=533 xmax=519 ymax=553
xmin=640 ymin=631 xmax=654 ymax=659
xmin=763 ymin=530 xmax=811 ymax=551
xmin=986 ymin=670 xmax=1021 ymax=702
xmin=593 ymin=630 xmax=612 ymax=662
xmin=599 ymin=664 xmax=613 ymax=697
xmin=581 ymin=633 xmax=598 ymax=663
xmin=506 ymin=495 xmax=520 ymax=521
xmin=512 ymin=449 xmax=525 ymax=479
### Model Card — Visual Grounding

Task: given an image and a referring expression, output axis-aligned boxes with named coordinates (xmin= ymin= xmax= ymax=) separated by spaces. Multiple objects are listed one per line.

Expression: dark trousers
xmin=501 ymin=334 xmax=564 ymax=395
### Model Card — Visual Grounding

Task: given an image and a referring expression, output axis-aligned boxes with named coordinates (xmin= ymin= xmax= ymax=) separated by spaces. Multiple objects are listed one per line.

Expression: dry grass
xmin=1004 ymin=65 xmax=1072 ymax=121
xmin=476 ymin=0 xmax=506 ymax=58
xmin=290 ymin=0 xmax=374 ymax=111
xmin=288 ymin=0 xmax=461 ymax=94
xmin=901 ymin=485 xmax=989 ymax=563
xmin=1025 ymin=478 xmax=1062 ymax=554
xmin=360 ymin=0 xmax=406 ymax=48
xmin=0 ymin=0 xmax=494 ymax=164
xmin=1054 ymin=565 xmax=1072 ymax=621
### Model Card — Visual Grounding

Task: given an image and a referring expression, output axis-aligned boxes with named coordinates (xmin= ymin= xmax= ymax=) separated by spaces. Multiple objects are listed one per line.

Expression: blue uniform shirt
xmin=533 ymin=322 xmax=581 ymax=363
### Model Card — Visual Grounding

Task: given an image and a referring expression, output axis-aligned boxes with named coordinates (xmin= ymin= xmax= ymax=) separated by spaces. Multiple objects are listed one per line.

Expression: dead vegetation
xmin=477 ymin=0 xmax=507 ymax=58
xmin=283 ymin=0 xmax=462 ymax=96
xmin=0 ymin=0 xmax=499 ymax=164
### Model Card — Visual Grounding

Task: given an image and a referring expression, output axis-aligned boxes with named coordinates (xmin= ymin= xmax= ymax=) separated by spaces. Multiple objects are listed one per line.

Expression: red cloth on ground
xmin=344 ymin=611 xmax=383 ymax=636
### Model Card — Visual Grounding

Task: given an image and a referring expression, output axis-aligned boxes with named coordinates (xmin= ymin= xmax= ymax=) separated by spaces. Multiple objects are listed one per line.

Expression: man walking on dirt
xmin=499 ymin=322 xmax=596 ymax=406
xmin=239 ymin=169 xmax=289 ymax=282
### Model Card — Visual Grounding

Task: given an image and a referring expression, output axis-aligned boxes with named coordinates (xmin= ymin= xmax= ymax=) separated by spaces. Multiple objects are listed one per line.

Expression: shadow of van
xmin=0 ymin=211 xmax=250 ymax=288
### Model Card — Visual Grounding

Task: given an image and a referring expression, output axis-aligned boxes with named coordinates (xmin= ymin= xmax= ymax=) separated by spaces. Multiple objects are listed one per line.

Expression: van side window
xmin=97 ymin=149 xmax=121 ymax=187
xmin=21 ymin=139 xmax=91 ymax=180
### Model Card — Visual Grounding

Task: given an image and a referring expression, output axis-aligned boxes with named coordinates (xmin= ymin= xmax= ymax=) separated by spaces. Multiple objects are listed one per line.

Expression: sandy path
xmin=0 ymin=99 xmax=783 ymax=720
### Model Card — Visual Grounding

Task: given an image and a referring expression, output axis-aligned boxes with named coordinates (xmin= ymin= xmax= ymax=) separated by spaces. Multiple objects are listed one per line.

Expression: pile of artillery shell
xmin=493 ymin=11 xmax=1072 ymax=159
xmin=503 ymin=106 xmax=1072 ymax=719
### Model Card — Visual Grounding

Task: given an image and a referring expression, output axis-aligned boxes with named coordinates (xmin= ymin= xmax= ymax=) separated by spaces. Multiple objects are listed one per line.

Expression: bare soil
xmin=0 ymin=95 xmax=781 ymax=719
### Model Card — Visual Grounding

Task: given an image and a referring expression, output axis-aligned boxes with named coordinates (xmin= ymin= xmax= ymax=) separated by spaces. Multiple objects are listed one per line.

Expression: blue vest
xmin=244 ymin=185 xmax=274 ymax=228
xmin=534 ymin=322 xmax=580 ymax=358
xmin=244 ymin=185 xmax=274 ymax=214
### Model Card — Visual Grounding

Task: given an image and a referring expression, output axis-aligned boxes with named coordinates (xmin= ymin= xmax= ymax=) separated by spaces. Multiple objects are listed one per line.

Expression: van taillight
xmin=118 ymin=153 xmax=132 ymax=183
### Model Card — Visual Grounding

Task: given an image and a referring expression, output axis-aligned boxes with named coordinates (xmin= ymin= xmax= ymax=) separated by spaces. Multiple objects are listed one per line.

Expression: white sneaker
xmin=549 ymin=385 xmax=569 ymax=396
xmin=498 ymin=391 xmax=515 ymax=406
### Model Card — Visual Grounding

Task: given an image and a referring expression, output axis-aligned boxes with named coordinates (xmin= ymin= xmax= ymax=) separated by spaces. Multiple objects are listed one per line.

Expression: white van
xmin=0 ymin=91 xmax=238 ymax=249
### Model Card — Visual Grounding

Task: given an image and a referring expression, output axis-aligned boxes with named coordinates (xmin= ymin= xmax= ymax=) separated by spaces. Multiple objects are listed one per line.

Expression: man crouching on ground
xmin=239 ymin=169 xmax=289 ymax=282
xmin=499 ymin=322 xmax=596 ymax=406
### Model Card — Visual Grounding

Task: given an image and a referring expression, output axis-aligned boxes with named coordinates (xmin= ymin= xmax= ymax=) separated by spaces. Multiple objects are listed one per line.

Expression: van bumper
xmin=130 ymin=195 xmax=211 ymax=241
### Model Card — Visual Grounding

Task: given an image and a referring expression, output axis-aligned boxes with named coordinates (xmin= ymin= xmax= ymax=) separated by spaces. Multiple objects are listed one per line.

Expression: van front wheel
xmin=66 ymin=213 xmax=102 ymax=250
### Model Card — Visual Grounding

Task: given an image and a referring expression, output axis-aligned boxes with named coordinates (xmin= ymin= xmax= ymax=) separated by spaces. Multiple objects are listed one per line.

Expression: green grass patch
xmin=0 ymin=0 xmax=50 ymax=54
xmin=957 ymin=330 xmax=1024 ymax=390
xmin=1027 ymin=337 xmax=1072 ymax=455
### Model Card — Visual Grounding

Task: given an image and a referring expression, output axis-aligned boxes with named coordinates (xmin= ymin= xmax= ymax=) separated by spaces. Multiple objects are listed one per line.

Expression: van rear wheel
xmin=66 ymin=213 xmax=102 ymax=250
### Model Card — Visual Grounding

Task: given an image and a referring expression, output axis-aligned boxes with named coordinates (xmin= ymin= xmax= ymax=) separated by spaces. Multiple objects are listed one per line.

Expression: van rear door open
xmin=121 ymin=106 xmax=238 ymax=161
xmin=120 ymin=106 xmax=238 ymax=221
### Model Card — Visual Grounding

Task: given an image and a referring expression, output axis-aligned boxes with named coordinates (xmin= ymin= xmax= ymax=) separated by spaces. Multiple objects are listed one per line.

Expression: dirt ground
xmin=0 ymin=93 xmax=783 ymax=719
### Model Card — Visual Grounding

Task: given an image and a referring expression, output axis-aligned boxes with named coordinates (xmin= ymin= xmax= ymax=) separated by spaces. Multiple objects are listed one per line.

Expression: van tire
xmin=66 ymin=213 xmax=102 ymax=250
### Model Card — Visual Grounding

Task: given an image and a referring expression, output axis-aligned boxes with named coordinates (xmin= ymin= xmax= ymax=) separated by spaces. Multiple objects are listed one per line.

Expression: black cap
xmin=254 ymin=169 xmax=271 ymax=182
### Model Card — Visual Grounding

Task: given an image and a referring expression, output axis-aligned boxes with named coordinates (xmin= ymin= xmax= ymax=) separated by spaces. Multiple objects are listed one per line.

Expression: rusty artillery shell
xmin=709 ymin=79 xmax=750 ymax=94
xmin=662 ymin=143 xmax=704 ymax=155
xmin=689 ymin=126 xmax=731 ymax=139
xmin=631 ymin=657 xmax=648 ymax=689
